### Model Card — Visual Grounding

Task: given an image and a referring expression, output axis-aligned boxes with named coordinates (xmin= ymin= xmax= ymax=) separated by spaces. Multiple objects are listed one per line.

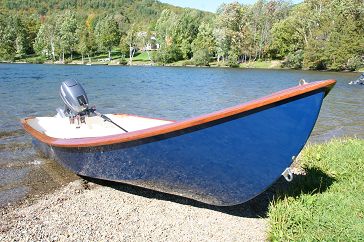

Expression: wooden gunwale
xmin=21 ymin=80 xmax=336 ymax=148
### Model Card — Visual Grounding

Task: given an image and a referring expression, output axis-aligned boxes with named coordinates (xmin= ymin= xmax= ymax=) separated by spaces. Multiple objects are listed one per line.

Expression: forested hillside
xmin=0 ymin=0 xmax=363 ymax=71
xmin=0 ymin=0 xmax=184 ymax=28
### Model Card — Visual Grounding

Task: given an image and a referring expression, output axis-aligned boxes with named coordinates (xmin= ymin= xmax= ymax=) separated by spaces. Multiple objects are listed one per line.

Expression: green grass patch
xmin=166 ymin=59 xmax=195 ymax=66
xmin=132 ymin=52 xmax=151 ymax=61
xmin=240 ymin=60 xmax=281 ymax=69
xmin=268 ymin=138 xmax=364 ymax=241
xmin=15 ymin=54 xmax=46 ymax=64
xmin=92 ymin=51 xmax=124 ymax=61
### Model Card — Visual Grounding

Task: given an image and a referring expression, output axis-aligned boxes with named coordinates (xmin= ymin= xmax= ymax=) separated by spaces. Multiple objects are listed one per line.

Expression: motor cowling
xmin=57 ymin=80 xmax=127 ymax=131
xmin=59 ymin=80 xmax=89 ymax=115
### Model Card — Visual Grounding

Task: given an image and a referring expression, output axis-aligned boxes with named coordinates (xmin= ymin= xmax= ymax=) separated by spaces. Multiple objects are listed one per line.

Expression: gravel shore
xmin=0 ymin=179 xmax=268 ymax=241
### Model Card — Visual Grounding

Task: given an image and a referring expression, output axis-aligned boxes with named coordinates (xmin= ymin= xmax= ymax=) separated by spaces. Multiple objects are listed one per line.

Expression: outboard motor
xmin=60 ymin=80 xmax=89 ymax=115
xmin=57 ymin=80 xmax=128 ymax=132
xmin=57 ymin=80 xmax=95 ymax=126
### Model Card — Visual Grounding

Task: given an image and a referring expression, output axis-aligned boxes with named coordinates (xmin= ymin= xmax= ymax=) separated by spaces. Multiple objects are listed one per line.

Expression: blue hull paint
xmin=34 ymin=91 xmax=325 ymax=206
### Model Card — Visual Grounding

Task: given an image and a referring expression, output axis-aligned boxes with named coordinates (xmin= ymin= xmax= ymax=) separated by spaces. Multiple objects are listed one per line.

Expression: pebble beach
xmin=0 ymin=179 xmax=268 ymax=241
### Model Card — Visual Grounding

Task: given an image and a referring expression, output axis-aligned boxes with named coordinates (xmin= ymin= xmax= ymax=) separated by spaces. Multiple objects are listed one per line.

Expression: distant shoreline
xmin=1 ymin=60 xmax=363 ymax=73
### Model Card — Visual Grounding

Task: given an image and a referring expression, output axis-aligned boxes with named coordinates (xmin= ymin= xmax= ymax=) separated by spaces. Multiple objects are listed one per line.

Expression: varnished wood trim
xmin=21 ymin=80 xmax=336 ymax=148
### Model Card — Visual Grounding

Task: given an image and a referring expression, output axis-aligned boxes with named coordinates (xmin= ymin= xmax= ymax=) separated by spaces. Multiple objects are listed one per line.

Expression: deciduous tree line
xmin=0 ymin=0 xmax=363 ymax=71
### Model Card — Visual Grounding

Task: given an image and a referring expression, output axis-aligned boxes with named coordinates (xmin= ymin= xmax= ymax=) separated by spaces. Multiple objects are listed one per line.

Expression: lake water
xmin=0 ymin=63 xmax=363 ymax=206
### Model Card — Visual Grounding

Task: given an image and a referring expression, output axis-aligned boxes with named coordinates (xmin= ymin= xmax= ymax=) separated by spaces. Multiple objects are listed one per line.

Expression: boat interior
xmin=26 ymin=114 xmax=173 ymax=139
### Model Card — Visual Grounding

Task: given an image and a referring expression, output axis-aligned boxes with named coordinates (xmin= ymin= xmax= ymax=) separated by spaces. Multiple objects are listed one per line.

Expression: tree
xmin=270 ymin=0 xmax=363 ymax=71
xmin=12 ymin=16 xmax=29 ymax=57
xmin=155 ymin=9 xmax=177 ymax=46
xmin=172 ymin=9 xmax=202 ymax=59
xmin=114 ymin=13 xmax=130 ymax=35
xmin=119 ymin=35 xmax=129 ymax=56
xmin=154 ymin=43 xmax=182 ymax=64
xmin=282 ymin=50 xmax=304 ymax=69
xmin=77 ymin=28 xmax=88 ymax=64
xmin=23 ymin=15 xmax=41 ymax=55
xmin=214 ymin=3 xmax=241 ymax=62
xmin=94 ymin=16 xmax=120 ymax=60
xmin=192 ymin=22 xmax=215 ymax=65
xmin=60 ymin=11 xmax=79 ymax=62
xmin=0 ymin=14 xmax=16 ymax=61
xmin=34 ymin=14 xmax=61 ymax=61
xmin=193 ymin=49 xmax=210 ymax=66
xmin=125 ymin=25 xmax=138 ymax=64
xmin=154 ymin=9 xmax=184 ymax=63
xmin=213 ymin=28 xmax=229 ymax=63
xmin=301 ymin=0 xmax=364 ymax=70
xmin=323 ymin=0 xmax=364 ymax=70
xmin=270 ymin=15 xmax=305 ymax=59
xmin=77 ymin=19 xmax=97 ymax=64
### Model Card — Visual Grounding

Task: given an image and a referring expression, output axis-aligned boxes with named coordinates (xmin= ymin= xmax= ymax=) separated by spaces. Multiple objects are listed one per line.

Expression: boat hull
xmin=32 ymin=90 xmax=325 ymax=206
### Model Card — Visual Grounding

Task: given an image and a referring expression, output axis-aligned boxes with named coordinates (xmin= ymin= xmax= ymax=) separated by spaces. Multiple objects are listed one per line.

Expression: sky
xmin=160 ymin=0 xmax=303 ymax=13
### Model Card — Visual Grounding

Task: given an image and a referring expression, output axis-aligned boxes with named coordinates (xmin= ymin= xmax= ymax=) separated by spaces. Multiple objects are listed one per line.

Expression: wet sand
xmin=0 ymin=155 xmax=79 ymax=207
xmin=0 ymin=178 xmax=270 ymax=241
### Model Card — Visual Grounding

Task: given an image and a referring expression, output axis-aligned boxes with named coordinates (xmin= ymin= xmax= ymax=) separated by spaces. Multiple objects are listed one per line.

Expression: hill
xmin=0 ymin=0 xmax=210 ymax=30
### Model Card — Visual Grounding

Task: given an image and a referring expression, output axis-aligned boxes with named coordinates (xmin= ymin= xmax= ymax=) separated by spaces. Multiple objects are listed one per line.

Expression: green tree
xmin=119 ymin=35 xmax=130 ymax=57
xmin=0 ymin=14 xmax=16 ymax=61
xmin=172 ymin=9 xmax=202 ymax=59
xmin=192 ymin=22 xmax=215 ymax=54
xmin=60 ymin=11 xmax=79 ymax=62
xmin=191 ymin=22 xmax=215 ymax=65
xmin=154 ymin=43 xmax=182 ymax=64
xmin=125 ymin=25 xmax=138 ymax=64
xmin=272 ymin=0 xmax=363 ymax=71
xmin=12 ymin=16 xmax=28 ymax=57
xmin=23 ymin=15 xmax=41 ymax=54
xmin=95 ymin=16 xmax=120 ymax=60
xmin=155 ymin=9 xmax=177 ymax=46
xmin=193 ymin=49 xmax=210 ymax=66
xmin=214 ymin=2 xmax=241 ymax=63
xmin=77 ymin=16 xmax=98 ymax=64
xmin=282 ymin=50 xmax=304 ymax=69
xmin=270 ymin=15 xmax=305 ymax=59
xmin=213 ymin=28 xmax=230 ymax=63
xmin=34 ymin=14 xmax=61 ymax=61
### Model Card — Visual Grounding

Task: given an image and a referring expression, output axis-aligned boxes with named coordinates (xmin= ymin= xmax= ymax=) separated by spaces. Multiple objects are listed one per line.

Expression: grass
xmin=239 ymin=60 xmax=282 ymax=69
xmin=80 ymin=51 xmax=151 ymax=64
xmin=165 ymin=59 xmax=195 ymax=66
xmin=132 ymin=52 xmax=151 ymax=61
xmin=15 ymin=54 xmax=46 ymax=64
xmin=92 ymin=51 xmax=124 ymax=61
xmin=268 ymin=138 xmax=364 ymax=241
xmin=203 ymin=60 xmax=282 ymax=69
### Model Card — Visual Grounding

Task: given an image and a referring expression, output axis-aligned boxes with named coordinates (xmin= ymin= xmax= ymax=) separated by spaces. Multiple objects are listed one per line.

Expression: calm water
xmin=0 ymin=63 xmax=363 ymax=206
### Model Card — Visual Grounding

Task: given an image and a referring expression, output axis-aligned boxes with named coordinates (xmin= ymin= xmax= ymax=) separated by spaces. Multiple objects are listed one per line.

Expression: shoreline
xmin=1 ymin=60 xmax=363 ymax=73
xmin=0 ymin=178 xmax=269 ymax=241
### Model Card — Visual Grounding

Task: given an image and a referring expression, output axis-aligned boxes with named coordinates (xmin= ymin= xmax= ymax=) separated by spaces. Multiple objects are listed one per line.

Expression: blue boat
xmin=22 ymin=79 xmax=335 ymax=206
